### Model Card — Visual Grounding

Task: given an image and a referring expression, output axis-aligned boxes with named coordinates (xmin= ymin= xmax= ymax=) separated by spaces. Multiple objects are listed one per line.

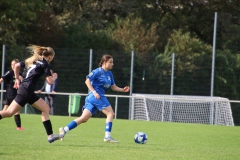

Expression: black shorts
xmin=5 ymin=96 xmax=15 ymax=105
xmin=14 ymin=86 xmax=40 ymax=107
xmin=4 ymin=90 xmax=17 ymax=105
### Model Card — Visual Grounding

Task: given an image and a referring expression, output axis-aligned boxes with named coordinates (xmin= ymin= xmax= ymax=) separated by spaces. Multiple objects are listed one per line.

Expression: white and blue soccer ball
xmin=134 ymin=132 xmax=148 ymax=144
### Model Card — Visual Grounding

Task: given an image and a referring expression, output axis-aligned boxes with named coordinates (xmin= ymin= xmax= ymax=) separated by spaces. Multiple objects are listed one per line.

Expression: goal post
xmin=131 ymin=94 xmax=234 ymax=126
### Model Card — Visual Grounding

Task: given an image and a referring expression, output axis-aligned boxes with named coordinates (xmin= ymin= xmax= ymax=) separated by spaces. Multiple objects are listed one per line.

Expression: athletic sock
xmin=64 ymin=120 xmax=77 ymax=132
xmin=43 ymin=120 xmax=53 ymax=136
xmin=0 ymin=114 xmax=2 ymax=120
xmin=105 ymin=122 xmax=112 ymax=137
xmin=14 ymin=114 xmax=21 ymax=127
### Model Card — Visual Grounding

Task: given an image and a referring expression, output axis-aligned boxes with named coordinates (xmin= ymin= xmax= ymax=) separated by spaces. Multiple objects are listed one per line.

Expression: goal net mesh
xmin=132 ymin=94 xmax=234 ymax=126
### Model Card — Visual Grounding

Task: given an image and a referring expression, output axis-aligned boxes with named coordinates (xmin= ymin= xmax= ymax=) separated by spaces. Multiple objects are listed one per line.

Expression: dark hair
xmin=98 ymin=54 xmax=113 ymax=67
xmin=12 ymin=59 xmax=19 ymax=63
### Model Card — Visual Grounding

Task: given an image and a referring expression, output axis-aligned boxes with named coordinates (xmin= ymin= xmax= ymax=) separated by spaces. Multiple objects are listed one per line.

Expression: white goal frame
xmin=131 ymin=94 xmax=234 ymax=126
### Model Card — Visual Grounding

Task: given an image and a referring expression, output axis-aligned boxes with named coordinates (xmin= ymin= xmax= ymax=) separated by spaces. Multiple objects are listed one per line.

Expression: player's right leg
xmin=102 ymin=106 xmax=118 ymax=143
xmin=0 ymin=101 xmax=22 ymax=119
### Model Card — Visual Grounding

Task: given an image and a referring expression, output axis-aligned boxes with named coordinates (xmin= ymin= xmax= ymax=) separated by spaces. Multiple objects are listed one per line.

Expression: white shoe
xmin=48 ymin=134 xmax=60 ymax=143
xmin=104 ymin=136 xmax=118 ymax=143
xmin=59 ymin=127 xmax=66 ymax=141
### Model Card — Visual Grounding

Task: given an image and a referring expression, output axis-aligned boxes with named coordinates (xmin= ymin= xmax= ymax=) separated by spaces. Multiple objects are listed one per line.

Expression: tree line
xmin=1 ymin=0 xmax=240 ymax=124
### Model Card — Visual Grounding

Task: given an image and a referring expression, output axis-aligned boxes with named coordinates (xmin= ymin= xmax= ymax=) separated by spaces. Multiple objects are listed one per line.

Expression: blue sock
xmin=105 ymin=122 xmax=112 ymax=132
xmin=67 ymin=121 xmax=78 ymax=131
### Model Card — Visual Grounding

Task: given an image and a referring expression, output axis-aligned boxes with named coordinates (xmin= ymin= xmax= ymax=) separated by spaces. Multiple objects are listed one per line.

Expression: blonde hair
xmin=25 ymin=45 xmax=55 ymax=68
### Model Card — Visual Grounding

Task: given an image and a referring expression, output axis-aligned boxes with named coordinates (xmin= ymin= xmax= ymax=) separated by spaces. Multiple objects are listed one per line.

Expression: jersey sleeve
xmin=1 ymin=71 xmax=11 ymax=80
xmin=20 ymin=61 xmax=25 ymax=68
xmin=44 ymin=64 xmax=52 ymax=77
xmin=86 ymin=68 xmax=100 ymax=81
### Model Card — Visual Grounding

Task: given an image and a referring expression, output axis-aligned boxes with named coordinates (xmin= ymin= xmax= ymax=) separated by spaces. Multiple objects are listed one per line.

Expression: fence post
xmin=129 ymin=51 xmax=134 ymax=119
xmin=211 ymin=12 xmax=218 ymax=97
xmin=1 ymin=45 xmax=6 ymax=110
xmin=170 ymin=53 xmax=175 ymax=95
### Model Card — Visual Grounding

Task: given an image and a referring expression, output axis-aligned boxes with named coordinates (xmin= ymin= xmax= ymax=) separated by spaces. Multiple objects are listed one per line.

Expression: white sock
xmin=63 ymin=126 xmax=69 ymax=133
xmin=105 ymin=132 xmax=111 ymax=138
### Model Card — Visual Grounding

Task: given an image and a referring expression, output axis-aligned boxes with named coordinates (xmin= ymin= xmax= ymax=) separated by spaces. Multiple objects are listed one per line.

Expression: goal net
xmin=131 ymin=94 xmax=234 ymax=126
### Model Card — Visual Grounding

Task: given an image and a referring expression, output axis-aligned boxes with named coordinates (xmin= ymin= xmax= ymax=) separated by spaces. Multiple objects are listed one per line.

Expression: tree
xmin=0 ymin=0 xmax=45 ymax=46
xmin=108 ymin=15 xmax=158 ymax=57
xmin=158 ymin=30 xmax=212 ymax=95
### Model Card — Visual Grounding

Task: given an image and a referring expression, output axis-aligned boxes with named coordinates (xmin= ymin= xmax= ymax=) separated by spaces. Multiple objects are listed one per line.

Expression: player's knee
xmin=112 ymin=112 xmax=115 ymax=118
xmin=107 ymin=112 xmax=115 ymax=118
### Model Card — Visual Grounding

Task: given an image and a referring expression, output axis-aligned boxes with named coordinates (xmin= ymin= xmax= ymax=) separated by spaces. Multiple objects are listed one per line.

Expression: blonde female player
xmin=0 ymin=45 xmax=60 ymax=143
xmin=59 ymin=54 xmax=130 ymax=142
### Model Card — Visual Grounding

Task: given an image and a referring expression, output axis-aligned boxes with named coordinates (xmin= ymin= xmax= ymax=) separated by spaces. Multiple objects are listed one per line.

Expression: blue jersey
xmin=86 ymin=67 xmax=115 ymax=95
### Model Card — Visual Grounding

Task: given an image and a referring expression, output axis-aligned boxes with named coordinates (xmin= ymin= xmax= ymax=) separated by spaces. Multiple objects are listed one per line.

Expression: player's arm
xmin=111 ymin=85 xmax=129 ymax=92
xmin=0 ymin=78 xmax=3 ymax=83
xmin=46 ymin=73 xmax=58 ymax=85
xmin=85 ymin=78 xmax=100 ymax=99
xmin=85 ymin=78 xmax=96 ymax=93
xmin=13 ymin=62 xmax=21 ymax=89
xmin=19 ymin=75 xmax=23 ymax=82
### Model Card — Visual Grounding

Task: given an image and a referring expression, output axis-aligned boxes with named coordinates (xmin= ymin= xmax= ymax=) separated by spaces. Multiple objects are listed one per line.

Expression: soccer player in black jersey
xmin=0 ymin=45 xmax=60 ymax=143
xmin=0 ymin=59 xmax=24 ymax=130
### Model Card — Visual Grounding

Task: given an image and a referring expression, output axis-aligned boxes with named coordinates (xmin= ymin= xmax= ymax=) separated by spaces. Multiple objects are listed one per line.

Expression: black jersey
xmin=1 ymin=70 xmax=17 ymax=97
xmin=20 ymin=58 xmax=52 ymax=92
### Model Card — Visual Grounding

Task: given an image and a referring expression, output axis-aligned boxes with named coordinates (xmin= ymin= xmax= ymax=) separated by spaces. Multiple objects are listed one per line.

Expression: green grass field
xmin=0 ymin=114 xmax=240 ymax=160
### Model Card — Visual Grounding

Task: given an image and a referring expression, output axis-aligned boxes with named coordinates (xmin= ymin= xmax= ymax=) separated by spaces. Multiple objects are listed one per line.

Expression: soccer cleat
xmin=17 ymin=127 xmax=24 ymax=130
xmin=59 ymin=127 xmax=66 ymax=141
xmin=48 ymin=134 xmax=60 ymax=143
xmin=104 ymin=136 xmax=118 ymax=143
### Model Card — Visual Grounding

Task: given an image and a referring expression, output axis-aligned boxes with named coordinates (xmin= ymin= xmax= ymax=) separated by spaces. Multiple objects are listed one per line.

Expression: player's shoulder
xmin=92 ymin=67 xmax=102 ymax=74
xmin=36 ymin=59 xmax=49 ymax=67
xmin=107 ymin=70 xmax=113 ymax=75
xmin=4 ymin=70 xmax=11 ymax=75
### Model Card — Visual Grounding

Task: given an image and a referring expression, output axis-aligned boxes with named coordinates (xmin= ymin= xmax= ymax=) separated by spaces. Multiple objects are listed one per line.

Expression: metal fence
xmin=1 ymin=12 xmax=240 ymax=125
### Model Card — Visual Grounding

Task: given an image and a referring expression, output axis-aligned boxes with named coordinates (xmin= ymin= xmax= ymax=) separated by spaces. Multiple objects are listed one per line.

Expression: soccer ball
xmin=134 ymin=132 xmax=148 ymax=144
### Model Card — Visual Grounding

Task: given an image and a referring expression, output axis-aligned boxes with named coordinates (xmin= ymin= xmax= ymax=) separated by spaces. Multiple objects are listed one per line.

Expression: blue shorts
xmin=83 ymin=93 xmax=111 ymax=115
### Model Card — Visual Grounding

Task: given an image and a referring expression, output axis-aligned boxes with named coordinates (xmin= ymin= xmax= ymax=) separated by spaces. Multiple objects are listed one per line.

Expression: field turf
xmin=0 ymin=114 xmax=239 ymax=160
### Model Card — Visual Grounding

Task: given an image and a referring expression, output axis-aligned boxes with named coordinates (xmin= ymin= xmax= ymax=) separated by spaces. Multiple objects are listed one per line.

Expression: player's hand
xmin=123 ymin=86 xmax=130 ymax=92
xmin=14 ymin=79 xmax=20 ymax=89
xmin=52 ymin=73 xmax=58 ymax=80
xmin=93 ymin=91 xmax=100 ymax=100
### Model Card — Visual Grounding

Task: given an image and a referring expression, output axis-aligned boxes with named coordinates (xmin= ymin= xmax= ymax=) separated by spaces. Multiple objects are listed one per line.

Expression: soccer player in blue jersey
xmin=0 ymin=45 xmax=60 ymax=143
xmin=59 ymin=54 xmax=130 ymax=143
xmin=0 ymin=59 xmax=24 ymax=130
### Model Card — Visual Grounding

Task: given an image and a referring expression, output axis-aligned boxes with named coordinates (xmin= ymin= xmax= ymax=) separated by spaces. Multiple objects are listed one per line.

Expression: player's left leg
xmin=31 ymin=97 xmax=60 ymax=143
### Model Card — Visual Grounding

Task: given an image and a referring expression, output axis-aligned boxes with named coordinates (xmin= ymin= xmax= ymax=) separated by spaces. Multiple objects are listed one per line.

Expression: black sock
xmin=43 ymin=120 xmax=53 ymax=136
xmin=0 ymin=114 xmax=2 ymax=120
xmin=14 ymin=114 xmax=21 ymax=127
